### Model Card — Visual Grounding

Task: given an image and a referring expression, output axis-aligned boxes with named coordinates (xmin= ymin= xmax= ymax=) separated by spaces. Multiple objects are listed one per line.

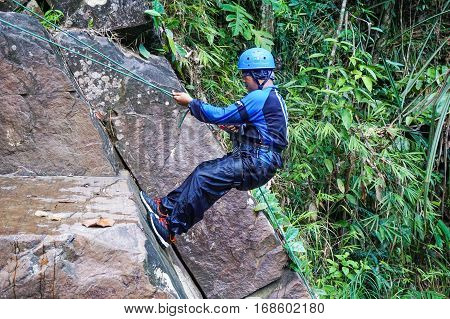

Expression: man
xmin=140 ymin=48 xmax=288 ymax=248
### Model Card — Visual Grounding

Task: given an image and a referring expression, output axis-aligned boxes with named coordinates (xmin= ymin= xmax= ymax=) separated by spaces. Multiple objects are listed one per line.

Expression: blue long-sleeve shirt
xmin=188 ymin=86 xmax=288 ymax=152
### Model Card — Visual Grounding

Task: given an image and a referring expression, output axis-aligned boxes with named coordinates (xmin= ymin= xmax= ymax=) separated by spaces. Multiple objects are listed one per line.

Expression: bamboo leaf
xmin=144 ymin=9 xmax=162 ymax=17
xmin=405 ymin=116 xmax=414 ymax=126
xmin=309 ymin=53 xmax=326 ymax=59
xmin=285 ymin=227 xmax=299 ymax=242
xmin=290 ymin=241 xmax=306 ymax=253
xmin=362 ymin=76 xmax=373 ymax=92
xmin=423 ymin=82 xmax=450 ymax=210
xmin=175 ymin=43 xmax=188 ymax=58
xmin=341 ymin=109 xmax=352 ymax=130
xmin=437 ymin=220 xmax=450 ymax=242
xmin=342 ymin=266 xmax=350 ymax=277
xmin=337 ymin=178 xmax=345 ymax=194
xmin=165 ymin=28 xmax=177 ymax=57
xmin=346 ymin=194 xmax=357 ymax=205
xmin=253 ymin=203 xmax=268 ymax=212
xmin=338 ymin=86 xmax=354 ymax=93
xmin=138 ymin=44 xmax=150 ymax=59
xmin=325 ymin=159 xmax=333 ymax=173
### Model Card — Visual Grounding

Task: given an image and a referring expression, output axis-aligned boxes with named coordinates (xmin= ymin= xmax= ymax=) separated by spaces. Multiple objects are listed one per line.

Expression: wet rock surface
xmin=0 ymin=173 xmax=201 ymax=298
xmin=46 ymin=0 xmax=150 ymax=31
xmin=0 ymin=13 xmax=117 ymax=176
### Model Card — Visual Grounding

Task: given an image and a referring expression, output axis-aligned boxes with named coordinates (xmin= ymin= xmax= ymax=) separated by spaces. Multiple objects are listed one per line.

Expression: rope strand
xmin=0 ymin=17 xmax=173 ymax=96
xmin=7 ymin=0 xmax=173 ymax=97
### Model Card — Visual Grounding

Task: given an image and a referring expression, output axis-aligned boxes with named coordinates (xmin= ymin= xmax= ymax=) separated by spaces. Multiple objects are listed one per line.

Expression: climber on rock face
xmin=140 ymin=48 xmax=289 ymax=248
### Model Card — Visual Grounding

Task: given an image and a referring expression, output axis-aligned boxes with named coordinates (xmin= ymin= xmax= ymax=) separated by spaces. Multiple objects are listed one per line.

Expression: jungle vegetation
xmin=140 ymin=0 xmax=449 ymax=298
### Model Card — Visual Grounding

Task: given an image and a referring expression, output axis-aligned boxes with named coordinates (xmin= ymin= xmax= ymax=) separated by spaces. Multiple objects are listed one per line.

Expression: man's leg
xmin=141 ymin=164 xmax=208 ymax=217
xmin=162 ymin=153 xmax=242 ymax=235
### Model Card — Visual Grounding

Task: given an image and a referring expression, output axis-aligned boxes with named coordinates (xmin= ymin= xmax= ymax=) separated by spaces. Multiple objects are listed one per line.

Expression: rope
xmin=258 ymin=187 xmax=317 ymax=298
xmin=7 ymin=0 xmax=174 ymax=97
xmin=2 ymin=5 xmax=314 ymax=297
xmin=0 ymin=17 xmax=174 ymax=97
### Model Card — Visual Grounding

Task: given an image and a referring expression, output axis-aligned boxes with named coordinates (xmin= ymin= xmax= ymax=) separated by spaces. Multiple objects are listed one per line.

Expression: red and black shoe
xmin=140 ymin=191 xmax=168 ymax=218
xmin=148 ymin=213 xmax=176 ymax=248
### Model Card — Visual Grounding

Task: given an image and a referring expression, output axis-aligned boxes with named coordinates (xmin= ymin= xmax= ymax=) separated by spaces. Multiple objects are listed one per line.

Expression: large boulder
xmin=0 ymin=173 xmax=201 ymax=298
xmin=0 ymin=13 xmax=201 ymax=299
xmin=45 ymin=0 xmax=151 ymax=31
xmin=176 ymin=195 xmax=289 ymax=298
xmin=246 ymin=269 xmax=311 ymax=299
xmin=56 ymin=31 xmax=305 ymax=298
xmin=0 ymin=0 xmax=26 ymax=12
xmin=0 ymin=12 xmax=118 ymax=176
xmin=0 ymin=0 xmax=42 ymax=16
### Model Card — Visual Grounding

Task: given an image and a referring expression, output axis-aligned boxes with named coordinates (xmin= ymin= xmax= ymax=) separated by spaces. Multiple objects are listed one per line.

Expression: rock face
xmin=176 ymin=194 xmax=288 ymax=298
xmin=0 ymin=0 xmax=26 ymax=12
xmin=0 ymin=173 xmax=201 ymax=298
xmin=246 ymin=269 xmax=311 ymax=299
xmin=0 ymin=0 xmax=42 ymax=16
xmin=56 ymin=31 xmax=307 ymax=298
xmin=46 ymin=0 xmax=150 ymax=31
xmin=0 ymin=13 xmax=201 ymax=299
xmin=0 ymin=12 xmax=117 ymax=176
xmin=56 ymin=30 xmax=194 ymax=195
xmin=0 ymin=12 xmax=311 ymax=299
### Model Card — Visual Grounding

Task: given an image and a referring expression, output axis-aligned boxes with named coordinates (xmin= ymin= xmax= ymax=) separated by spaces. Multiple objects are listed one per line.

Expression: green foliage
xmin=144 ymin=0 xmax=188 ymax=71
xmin=87 ymin=17 xmax=94 ymax=29
xmin=222 ymin=2 xmax=254 ymax=40
xmin=143 ymin=0 xmax=449 ymax=299
xmin=40 ymin=9 xmax=64 ymax=29
xmin=221 ymin=2 xmax=274 ymax=49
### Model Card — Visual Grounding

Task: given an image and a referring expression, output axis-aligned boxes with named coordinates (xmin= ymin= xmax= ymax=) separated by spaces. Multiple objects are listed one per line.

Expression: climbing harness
xmin=1 ymin=0 xmax=316 ymax=298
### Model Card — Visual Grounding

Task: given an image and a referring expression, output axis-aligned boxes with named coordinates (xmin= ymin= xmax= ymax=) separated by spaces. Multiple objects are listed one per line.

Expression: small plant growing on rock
xmin=40 ymin=9 xmax=64 ymax=30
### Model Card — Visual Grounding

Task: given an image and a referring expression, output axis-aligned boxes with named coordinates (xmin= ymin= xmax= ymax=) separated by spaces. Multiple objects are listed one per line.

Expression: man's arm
xmin=172 ymin=91 xmax=252 ymax=125
xmin=187 ymin=99 xmax=245 ymax=125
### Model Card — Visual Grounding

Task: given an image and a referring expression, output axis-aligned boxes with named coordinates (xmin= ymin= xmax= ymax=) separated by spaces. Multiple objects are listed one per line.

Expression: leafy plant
xmin=221 ymin=2 xmax=274 ymax=50
xmin=143 ymin=0 xmax=188 ymax=71
xmin=221 ymin=2 xmax=254 ymax=40
xmin=140 ymin=0 xmax=450 ymax=299
xmin=40 ymin=9 xmax=64 ymax=29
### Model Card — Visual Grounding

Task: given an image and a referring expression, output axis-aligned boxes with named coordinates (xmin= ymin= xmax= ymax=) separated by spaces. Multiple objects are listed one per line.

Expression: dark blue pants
xmin=161 ymin=146 xmax=281 ymax=235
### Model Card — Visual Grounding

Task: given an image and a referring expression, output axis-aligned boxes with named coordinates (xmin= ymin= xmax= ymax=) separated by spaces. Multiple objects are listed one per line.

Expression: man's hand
xmin=218 ymin=125 xmax=240 ymax=133
xmin=172 ymin=91 xmax=193 ymax=107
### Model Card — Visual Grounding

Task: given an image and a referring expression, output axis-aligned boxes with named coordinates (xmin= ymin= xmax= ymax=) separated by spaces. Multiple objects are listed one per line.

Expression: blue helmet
xmin=237 ymin=48 xmax=275 ymax=70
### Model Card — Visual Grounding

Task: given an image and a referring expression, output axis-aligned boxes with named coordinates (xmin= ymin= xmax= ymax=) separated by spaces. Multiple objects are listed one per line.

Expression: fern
xmin=252 ymin=29 xmax=274 ymax=50
xmin=221 ymin=2 xmax=254 ymax=40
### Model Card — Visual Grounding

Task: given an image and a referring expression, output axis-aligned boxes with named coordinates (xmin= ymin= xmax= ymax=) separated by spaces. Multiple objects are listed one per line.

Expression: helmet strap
xmin=250 ymin=70 xmax=273 ymax=90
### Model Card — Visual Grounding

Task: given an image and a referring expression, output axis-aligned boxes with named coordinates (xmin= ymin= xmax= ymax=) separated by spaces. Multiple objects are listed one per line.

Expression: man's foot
xmin=148 ymin=213 xmax=175 ymax=248
xmin=140 ymin=191 xmax=168 ymax=218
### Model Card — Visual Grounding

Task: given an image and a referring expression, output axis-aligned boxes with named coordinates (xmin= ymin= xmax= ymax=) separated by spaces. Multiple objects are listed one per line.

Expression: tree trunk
xmin=326 ymin=0 xmax=348 ymax=84
xmin=372 ymin=1 xmax=394 ymax=62
xmin=261 ymin=0 xmax=275 ymax=35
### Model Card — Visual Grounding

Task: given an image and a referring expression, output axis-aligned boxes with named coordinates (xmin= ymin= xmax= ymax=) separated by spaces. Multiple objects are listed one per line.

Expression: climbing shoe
xmin=140 ymin=191 xmax=168 ymax=218
xmin=148 ymin=213 xmax=175 ymax=248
